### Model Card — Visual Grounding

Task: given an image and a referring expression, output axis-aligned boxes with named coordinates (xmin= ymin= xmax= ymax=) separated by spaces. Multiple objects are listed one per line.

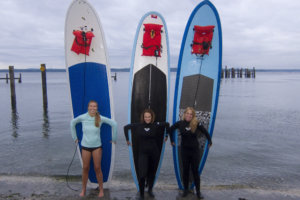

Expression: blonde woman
xmin=70 ymin=100 xmax=117 ymax=197
xmin=169 ymin=107 xmax=212 ymax=199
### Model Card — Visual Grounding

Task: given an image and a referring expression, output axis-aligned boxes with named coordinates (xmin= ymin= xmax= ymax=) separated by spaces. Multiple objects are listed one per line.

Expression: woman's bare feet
xmin=79 ymin=190 xmax=86 ymax=197
xmin=98 ymin=190 xmax=104 ymax=198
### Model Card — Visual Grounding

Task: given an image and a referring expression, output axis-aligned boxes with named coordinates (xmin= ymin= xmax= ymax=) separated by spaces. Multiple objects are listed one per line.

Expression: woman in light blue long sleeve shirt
xmin=70 ymin=100 xmax=117 ymax=197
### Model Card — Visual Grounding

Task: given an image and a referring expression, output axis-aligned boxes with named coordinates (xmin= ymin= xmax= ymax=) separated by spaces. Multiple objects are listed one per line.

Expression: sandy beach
xmin=1 ymin=175 xmax=299 ymax=200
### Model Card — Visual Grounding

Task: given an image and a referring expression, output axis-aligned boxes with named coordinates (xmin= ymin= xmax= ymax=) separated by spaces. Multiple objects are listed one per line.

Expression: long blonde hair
xmin=182 ymin=107 xmax=198 ymax=133
xmin=88 ymin=100 xmax=101 ymax=127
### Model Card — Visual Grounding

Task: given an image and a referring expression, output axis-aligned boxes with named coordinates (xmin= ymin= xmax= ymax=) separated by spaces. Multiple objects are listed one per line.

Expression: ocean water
xmin=0 ymin=71 xmax=300 ymax=193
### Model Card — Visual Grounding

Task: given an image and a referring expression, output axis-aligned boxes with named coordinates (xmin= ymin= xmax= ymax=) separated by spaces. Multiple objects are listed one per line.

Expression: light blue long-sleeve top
xmin=70 ymin=112 xmax=118 ymax=148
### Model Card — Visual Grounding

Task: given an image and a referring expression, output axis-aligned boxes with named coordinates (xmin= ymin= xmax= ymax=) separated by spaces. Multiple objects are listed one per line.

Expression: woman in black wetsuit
xmin=124 ymin=109 xmax=169 ymax=200
xmin=169 ymin=107 xmax=212 ymax=199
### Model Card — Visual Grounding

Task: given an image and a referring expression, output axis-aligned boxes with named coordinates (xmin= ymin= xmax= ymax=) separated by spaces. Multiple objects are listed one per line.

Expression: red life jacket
xmin=141 ymin=23 xmax=163 ymax=57
xmin=71 ymin=30 xmax=94 ymax=56
xmin=191 ymin=25 xmax=215 ymax=56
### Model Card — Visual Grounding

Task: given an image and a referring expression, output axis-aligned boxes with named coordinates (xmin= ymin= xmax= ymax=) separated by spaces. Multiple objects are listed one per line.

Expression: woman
xmin=124 ymin=109 xmax=169 ymax=200
xmin=70 ymin=100 xmax=117 ymax=197
xmin=169 ymin=107 xmax=212 ymax=199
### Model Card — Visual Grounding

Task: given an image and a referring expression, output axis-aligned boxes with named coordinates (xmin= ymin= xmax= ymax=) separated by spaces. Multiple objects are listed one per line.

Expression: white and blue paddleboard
xmin=172 ymin=0 xmax=222 ymax=189
xmin=65 ymin=0 xmax=115 ymax=186
xmin=128 ymin=12 xmax=170 ymax=190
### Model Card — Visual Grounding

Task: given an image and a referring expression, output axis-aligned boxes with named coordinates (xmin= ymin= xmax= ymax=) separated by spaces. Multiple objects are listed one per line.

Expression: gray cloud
xmin=0 ymin=0 xmax=299 ymax=69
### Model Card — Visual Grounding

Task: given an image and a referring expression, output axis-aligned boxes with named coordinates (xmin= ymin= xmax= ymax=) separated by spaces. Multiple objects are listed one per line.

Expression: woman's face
xmin=184 ymin=109 xmax=193 ymax=122
xmin=144 ymin=112 xmax=152 ymax=124
xmin=88 ymin=102 xmax=98 ymax=115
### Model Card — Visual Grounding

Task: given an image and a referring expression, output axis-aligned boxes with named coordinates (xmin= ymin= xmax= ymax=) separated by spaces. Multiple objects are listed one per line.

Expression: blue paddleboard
xmin=65 ymin=0 xmax=115 ymax=186
xmin=172 ymin=0 xmax=222 ymax=189
xmin=128 ymin=11 xmax=170 ymax=190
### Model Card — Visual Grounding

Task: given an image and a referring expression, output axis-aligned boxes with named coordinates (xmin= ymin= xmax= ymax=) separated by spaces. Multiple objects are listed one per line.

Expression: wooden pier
xmin=2 ymin=65 xmax=120 ymax=114
xmin=0 ymin=72 xmax=22 ymax=83
xmin=2 ymin=65 xmax=49 ymax=112
xmin=222 ymin=66 xmax=256 ymax=78
xmin=111 ymin=72 xmax=117 ymax=81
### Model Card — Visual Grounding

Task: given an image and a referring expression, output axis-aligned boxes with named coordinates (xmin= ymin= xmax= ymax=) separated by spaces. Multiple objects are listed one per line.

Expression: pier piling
xmin=40 ymin=64 xmax=48 ymax=112
xmin=111 ymin=72 xmax=117 ymax=81
xmin=19 ymin=73 xmax=22 ymax=83
xmin=231 ymin=68 xmax=235 ymax=78
xmin=9 ymin=66 xmax=17 ymax=111
xmin=221 ymin=67 xmax=255 ymax=79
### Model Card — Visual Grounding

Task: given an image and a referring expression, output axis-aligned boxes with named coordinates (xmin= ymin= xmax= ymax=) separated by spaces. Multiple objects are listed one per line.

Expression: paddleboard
xmin=65 ymin=0 xmax=115 ymax=186
xmin=128 ymin=11 xmax=170 ymax=190
xmin=172 ymin=0 xmax=222 ymax=189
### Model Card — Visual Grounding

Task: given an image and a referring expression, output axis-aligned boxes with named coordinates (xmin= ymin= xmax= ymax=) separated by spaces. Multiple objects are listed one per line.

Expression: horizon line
xmin=0 ymin=68 xmax=300 ymax=72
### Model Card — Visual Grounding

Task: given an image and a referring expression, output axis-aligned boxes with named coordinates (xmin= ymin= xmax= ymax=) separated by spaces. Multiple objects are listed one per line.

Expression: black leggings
xmin=138 ymin=147 xmax=159 ymax=195
xmin=181 ymin=147 xmax=202 ymax=192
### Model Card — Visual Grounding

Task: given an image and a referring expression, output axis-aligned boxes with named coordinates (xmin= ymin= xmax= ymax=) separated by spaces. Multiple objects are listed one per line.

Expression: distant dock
xmin=111 ymin=72 xmax=117 ymax=81
xmin=0 ymin=72 xmax=22 ymax=83
xmin=222 ymin=66 xmax=256 ymax=78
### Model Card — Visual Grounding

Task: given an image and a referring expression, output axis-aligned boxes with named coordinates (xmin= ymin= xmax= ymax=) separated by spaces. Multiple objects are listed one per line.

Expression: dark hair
xmin=140 ymin=109 xmax=155 ymax=123
xmin=88 ymin=100 xmax=101 ymax=127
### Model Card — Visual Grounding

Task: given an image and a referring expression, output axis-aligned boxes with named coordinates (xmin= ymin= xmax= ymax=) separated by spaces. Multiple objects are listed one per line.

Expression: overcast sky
xmin=0 ymin=0 xmax=299 ymax=69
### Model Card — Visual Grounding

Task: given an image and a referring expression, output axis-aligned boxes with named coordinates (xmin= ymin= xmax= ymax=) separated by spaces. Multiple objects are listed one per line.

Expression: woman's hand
xmin=75 ymin=139 xmax=78 ymax=144
xmin=127 ymin=141 xmax=131 ymax=146
xmin=110 ymin=141 xmax=116 ymax=144
xmin=171 ymin=142 xmax=175 ymax=146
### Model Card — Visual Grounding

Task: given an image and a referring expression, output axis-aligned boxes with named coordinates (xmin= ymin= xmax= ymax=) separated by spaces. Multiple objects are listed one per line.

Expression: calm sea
xmin=0 ymin=71 xmax=299 ymax=193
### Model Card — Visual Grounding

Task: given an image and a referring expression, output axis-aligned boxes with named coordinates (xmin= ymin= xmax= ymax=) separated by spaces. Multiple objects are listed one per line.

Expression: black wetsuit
xmin=169 ymin=120 xmax=212 ymax=193
xmin=124 ymin=122 xmax=169 ymax=197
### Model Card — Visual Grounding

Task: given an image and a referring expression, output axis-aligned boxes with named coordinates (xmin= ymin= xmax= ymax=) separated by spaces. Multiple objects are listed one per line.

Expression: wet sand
xmin=0 ymin=175 xmax=299 ymax=200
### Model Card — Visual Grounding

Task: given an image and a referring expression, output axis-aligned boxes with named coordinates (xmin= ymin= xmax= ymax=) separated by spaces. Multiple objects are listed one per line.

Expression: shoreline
xmin=1 ymin=175 xmax=299 ymax=200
